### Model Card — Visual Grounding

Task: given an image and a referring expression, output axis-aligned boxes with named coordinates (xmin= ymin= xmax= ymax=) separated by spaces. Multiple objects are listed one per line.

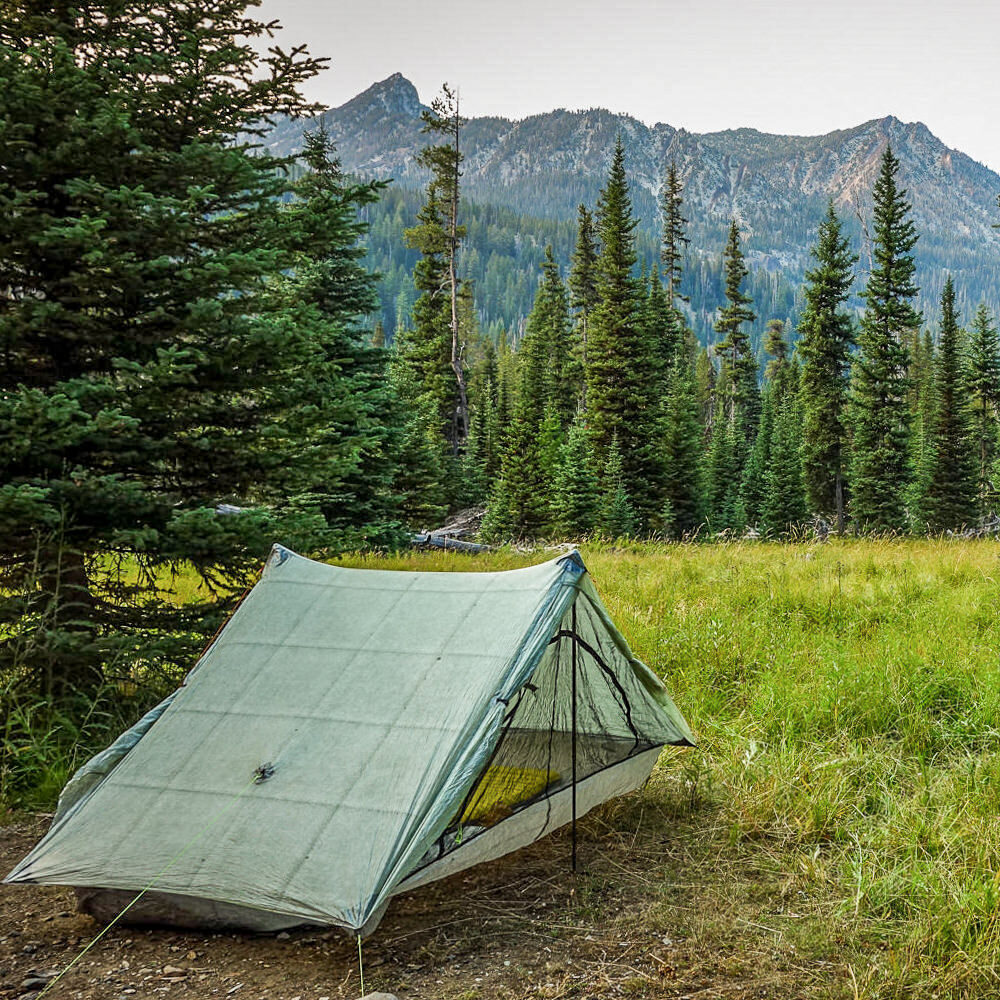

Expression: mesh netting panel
xmin=413 ymin=594 xmax=670 ymax=871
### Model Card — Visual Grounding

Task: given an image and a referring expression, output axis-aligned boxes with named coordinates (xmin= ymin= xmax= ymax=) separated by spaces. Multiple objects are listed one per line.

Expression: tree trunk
xmin=449 ymin=100 xmax=468 ymax=453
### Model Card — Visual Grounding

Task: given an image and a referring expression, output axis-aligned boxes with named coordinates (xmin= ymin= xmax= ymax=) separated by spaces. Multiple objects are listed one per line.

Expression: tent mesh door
xmin=413 ymin=593 xmax=665 ymax=871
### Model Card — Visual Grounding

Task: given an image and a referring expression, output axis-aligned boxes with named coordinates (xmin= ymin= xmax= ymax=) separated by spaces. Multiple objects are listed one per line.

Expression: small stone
xmin=161 ymin=965 xmax=186 ymax=976
xmin=19 ymin=977 xmax=52 ymax=993
xmin=275 ymin=931 xmax=290 ymax=941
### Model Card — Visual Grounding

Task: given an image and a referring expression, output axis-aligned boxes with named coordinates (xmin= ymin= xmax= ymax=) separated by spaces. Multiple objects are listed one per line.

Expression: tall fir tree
xmin=798 ymin=202 xmax=858 ymax=532
xmin=705 ymin=418 xmax=742 ymax=533
xmin=275 ymin=129 xmax=403 ymax=544
xmin=967 ymin=304 xmax=1000 ymax=508
xmin=761 ymin=395 xmax=808 ymax=536
xmin=714 ymin=221 xmax=760 ymax=467
xmin=402 ymin=84 xmax=469 ymax=455
xmin=907 ymin=328 xmax=936 ymax=512
xmin=551 ymin=418 xmax=600 ymax=538
xmin=569 ymin=204 xmax=599 ymax=411
xmin=0 ymin=3 xmax=403 ymax=699
xmin=597 ymin=437 xmax=638 ymax=538
xmin=850 ymin=145 xmax=921 ymax=532
xmin=660 ymin=160 xmax=690 ymax=311
xmin=586 ymin=136 xmax=663 ymax=525
xmin=921 ymin=277 xmax=978 ymax=531
xmin=536 ymin=247 xmax=580 ymax=429
xmin=661 ymin=353 xmax=706 ymax=537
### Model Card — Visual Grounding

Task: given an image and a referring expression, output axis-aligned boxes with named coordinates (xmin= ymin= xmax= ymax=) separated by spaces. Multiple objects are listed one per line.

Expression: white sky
xmin=256 ymin=0 xmax=1000 ymax=173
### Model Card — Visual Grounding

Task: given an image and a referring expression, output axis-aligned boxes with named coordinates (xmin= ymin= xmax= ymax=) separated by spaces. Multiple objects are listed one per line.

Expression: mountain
xmin=264 ymin=75 xmax=1000 ymax=344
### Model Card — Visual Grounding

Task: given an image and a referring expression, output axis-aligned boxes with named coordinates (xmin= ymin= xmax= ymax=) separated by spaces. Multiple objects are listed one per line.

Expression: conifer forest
xmin=5 ymin=5 xmax=1000 ymax=999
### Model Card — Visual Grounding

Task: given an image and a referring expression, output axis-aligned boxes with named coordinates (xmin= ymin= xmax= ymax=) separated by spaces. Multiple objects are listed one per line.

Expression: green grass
xmin=334 ymin=540 xmax=1000 ymax=997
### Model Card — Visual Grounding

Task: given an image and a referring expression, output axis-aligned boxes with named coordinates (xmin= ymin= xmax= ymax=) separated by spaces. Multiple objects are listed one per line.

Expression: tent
xmin=6 ymin=546 xmax=693 ymax=936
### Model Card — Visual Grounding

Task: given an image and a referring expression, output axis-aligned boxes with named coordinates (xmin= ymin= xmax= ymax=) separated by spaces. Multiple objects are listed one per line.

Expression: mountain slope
xmin=264 ymin=75 xmax=1000 ymax=340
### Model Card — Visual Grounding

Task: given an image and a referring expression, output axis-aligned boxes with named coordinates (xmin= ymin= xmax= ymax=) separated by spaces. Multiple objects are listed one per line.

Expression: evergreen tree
xmin=921 ymin=277 xmax=978 ymax=531
xmin=761 ymin=395 xmax=808 ymax=536
xmin=850 ymin=145 xmax=921 ymax=532
xmin=661 ymin=353 xmax=706 ymax=537
xmin=695 ymin=347 xmax=717 ymax=436
xmin=569 ymin=205 xmax=599 ymax=410
xmin=598 ymin=437 xmax=638 ymax=538
xmin=586 ymin=136 xmax=663 ymax=525
xmin=551 ymin=419 xmax=600 ymax=538
xmin=714 ymin=221 xmax=760 ymax=465
xmin=745 ymin=319 xmax=798 ymax=525
xmin=705 ymin=418 xmax=742 ymax=533
xmin=968 ymin=304 xmax=1000 ymax=509
xmin=907 ymin=328 xmax=936 ymax=517
xmin=276 ymin=128 xmax=402 ymax=543
xmin=798 ymin=202 xmax=857 ymax=532
xmin=741 ymin=389 xmax=775 ymax=526
xmin=537 ymin=247 xmax=579 ymax=428
xmin=643 ymin=269 xmax=678 ymax=393
xmin=403 ymin=84 xmax=469 ymax=454
xmin=480 ymin=396 xmax=548 ymax=541
xmin=400 ymin=188 xmax=456 ymax=447
xmin=0 ymin=3 xmax=397 ymax=699
xmin=660 ymin=160 xmax=690 ymax=311
xmin=537 ymin=403 xmax=566 ymax=491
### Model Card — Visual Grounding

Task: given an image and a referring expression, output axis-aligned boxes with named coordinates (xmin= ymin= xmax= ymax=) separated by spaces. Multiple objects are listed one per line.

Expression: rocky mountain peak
xmin=339 ymin=72 xmax=423 ymax=119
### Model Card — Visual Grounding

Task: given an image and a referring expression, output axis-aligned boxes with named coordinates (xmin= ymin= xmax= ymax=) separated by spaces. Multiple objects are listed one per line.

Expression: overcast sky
xmin=257 ymin=0 xmax=1000 ymax=173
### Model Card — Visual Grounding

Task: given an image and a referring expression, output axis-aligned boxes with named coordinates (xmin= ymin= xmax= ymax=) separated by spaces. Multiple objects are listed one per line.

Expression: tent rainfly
xmin=6 ymin=546 xmax=694 ymax=936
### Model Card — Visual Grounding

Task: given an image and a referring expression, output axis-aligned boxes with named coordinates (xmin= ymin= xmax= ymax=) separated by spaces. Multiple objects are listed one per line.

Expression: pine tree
xmin=481 ymin=396 xmax=549 ymax=541
xmin=798 ymin=202 xmax=857 ymax=532
xmin=0 ymin=3 xmax=399 ymax=698
xmin=643 ymin=269 xmax=678 ymax=394
xmin=761 ymin=395 xmax=808 ymax=536
xmin=741 ymin=389 xmax=775 ymax=526
xmin=403 ymin=84 xmax=469 ymax=454
xmin=705 ymin=418 xmax=742 ymax=533
xmin=586 ymin=136 xmax=662 ymax=525
xmin=400 ymin=188 xmax=456 ymax=447
xmin=276 ymin=128 xmax=402 ymax=544
xmin=921 ymin=277 xmax=978 ymax=531
xmin=537 ymin=247 xmax=579 ymax=429
xmin=714 ymin=221 xmax=760 ymax=466
xmin=551 ymin=419 xmax=600 ymax=538
xmin=569 ymin=205 xmax=599 ymax=411
xmin=660 ymin=161 xmax=690 ymax=311
xmin=850 ymin=145 xmax=921 ymax=533
xmin=968 ymin=304 xmax=1000 ymax=508
xmin=908 ymin=328 xmax=936 ymax=519
xmin=661 ymin=353 xmax=706 ymax=537
xmin=598 ymin=437 xmax=638 ymax=538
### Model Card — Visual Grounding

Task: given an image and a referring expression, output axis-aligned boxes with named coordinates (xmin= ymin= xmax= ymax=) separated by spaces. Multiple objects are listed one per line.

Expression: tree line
xmin=395 ymin=107 xmax=1000 ymax=541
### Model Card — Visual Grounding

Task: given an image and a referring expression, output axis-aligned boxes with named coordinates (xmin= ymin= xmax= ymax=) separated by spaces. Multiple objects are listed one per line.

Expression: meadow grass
xmin=6 ymin=539 xmax=1000 ymax=996
xmin=335 ymin=540 xmax=1000 ymax=998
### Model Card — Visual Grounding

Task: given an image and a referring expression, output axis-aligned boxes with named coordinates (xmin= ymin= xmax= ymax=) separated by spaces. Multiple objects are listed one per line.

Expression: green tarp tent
xmin=6 ymin=546 xmax=693 ymax=936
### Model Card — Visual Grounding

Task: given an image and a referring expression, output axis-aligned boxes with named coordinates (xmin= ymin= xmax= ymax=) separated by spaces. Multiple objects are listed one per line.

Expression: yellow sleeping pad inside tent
xmin=461 ymin=765 xmax=561 ymax=826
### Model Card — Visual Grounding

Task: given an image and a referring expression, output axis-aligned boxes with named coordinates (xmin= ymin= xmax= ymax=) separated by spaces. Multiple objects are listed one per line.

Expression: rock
xmin=275 ymin=931 xmax=290 ymax=941
xmin=19 ymin=977 xmax=52 ymax=993
xmin=358 ymin=994 xmax=400 ymax=1000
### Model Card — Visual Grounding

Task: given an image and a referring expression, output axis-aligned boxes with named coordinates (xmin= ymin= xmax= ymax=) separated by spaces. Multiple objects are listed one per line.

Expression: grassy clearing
xmin=6 ymin=539 xmax=1000 ymax=997
xmin=335 ymin=540 xmax=1000 ymax=998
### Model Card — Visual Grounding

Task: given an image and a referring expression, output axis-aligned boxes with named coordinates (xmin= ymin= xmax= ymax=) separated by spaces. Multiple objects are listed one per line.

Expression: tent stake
xmin=571 ymin=599 xmax=578 ymax=873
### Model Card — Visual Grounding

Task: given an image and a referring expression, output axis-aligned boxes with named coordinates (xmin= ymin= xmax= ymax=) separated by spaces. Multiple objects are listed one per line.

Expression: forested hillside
xmin=268 ymin=74 xmax=1000 ymax=348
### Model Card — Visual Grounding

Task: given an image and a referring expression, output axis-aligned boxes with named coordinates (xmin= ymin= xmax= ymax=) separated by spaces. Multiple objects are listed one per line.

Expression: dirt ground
xmin=1 ymin=804 xmax=842 ymax=1000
